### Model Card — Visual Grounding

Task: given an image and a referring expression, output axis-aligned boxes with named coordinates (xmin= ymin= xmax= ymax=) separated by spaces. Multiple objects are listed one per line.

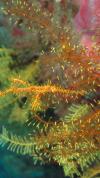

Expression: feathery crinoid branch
xmin=0 ymin=0 xmax=100 ymax=178
xmin=2 ymin=0 xmax=59 ymax=42
xmin=0 ymin=127 xmax=34 ymax=155
xmin=0 ymin=108 xmax=99 ymax=176
xmin=0 ymin=75 xmax=99 ymax=177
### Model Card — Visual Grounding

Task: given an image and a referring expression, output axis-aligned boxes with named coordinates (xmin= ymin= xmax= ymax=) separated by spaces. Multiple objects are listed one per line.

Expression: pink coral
xmin=74 ymin=0 xmax=100 ymax=50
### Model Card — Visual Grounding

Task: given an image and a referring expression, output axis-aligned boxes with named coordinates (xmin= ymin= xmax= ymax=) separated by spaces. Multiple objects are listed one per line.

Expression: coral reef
xmin=0 ymin=0 xmax=99 ymax=178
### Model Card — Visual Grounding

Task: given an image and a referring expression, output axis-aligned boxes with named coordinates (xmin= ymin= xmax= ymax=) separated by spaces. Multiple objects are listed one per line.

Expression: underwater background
xmin=0 ymin=1 xmax=100 ymax=178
